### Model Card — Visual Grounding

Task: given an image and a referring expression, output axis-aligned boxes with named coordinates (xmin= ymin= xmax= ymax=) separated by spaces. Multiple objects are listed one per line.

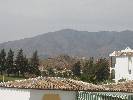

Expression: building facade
xmin=0 ymin=77 xmax=102 ymax=100
xmin=0 ymin=87 xmax=76 ymax=100
xmin=110 ymin=47 xmax=133 ymax=82
xmin=1 ymin=87 xmax=133 ymax=100
xmin=0 ymin=77 xmax=133 ymax=100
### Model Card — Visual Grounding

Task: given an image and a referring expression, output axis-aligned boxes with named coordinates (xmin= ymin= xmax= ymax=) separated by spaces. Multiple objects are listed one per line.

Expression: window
xmin=129 ymin=70 xmax=131 ymax=74
xmin=111 ymin=69 xmax=115 ymax=79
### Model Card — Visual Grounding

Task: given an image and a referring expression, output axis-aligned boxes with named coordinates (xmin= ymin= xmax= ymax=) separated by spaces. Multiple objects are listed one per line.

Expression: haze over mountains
xmin=0 ymin=29 xmax=133 ymax=58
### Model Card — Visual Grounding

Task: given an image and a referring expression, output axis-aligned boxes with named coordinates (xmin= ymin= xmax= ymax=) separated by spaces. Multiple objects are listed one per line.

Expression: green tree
xmin=47 ymin=67 xmax=55 ymax=76
xmin=15 ymin=49 xmax=25 ymax=77
xmin=6 ymin=49 xmax=14 ymax=76
xmin=95 ymin=58 xmax=110 ymax=82
xmin=21 ymin=55 xmax=29 ymax=77
xmin=0 ymin=49 xmax=6 ymax=75
xmin=81 ymin=57 xmax=96 ymax=83
xmin=30 ymin=50 xmax=41 ymax=76
xmin=72 ymin=61 xmax=81 ymax=77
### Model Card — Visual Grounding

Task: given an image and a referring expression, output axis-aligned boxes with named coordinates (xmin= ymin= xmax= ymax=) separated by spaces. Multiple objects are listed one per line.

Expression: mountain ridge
xmin=0 ymin=29 xmax=133 ymax=58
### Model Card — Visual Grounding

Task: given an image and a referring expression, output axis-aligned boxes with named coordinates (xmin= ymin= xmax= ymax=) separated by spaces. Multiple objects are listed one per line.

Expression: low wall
xmin=29 ymin=90 xmax=76 ymax=100
xmin=0 ymin=87 xmax=76 ymax=100
xmin=0 ymin=87 xmax=30 ymax=100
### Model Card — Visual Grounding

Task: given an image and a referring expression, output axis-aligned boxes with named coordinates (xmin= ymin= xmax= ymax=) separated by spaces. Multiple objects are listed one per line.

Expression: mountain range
xmin=0 ymin=29 xmax=133 ymax=58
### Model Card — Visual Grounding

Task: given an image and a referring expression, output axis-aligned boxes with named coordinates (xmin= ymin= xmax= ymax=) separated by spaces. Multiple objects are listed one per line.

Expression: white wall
xmin=29 ymin=90 xmax=76 ymax=100
xmin=0 ymin=87 xmax=30 ymax=100
xmin=0 ymin=87 xmax=76 ymax=100
xmin=115 ymin=56 xmax=133 ymax=81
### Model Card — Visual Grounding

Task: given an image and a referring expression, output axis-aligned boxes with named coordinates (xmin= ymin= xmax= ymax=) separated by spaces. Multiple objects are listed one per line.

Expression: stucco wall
xmin=0 ymin=87 xmax=76 ymax=100
xmin=0 ymin=87 xmax=30 ymax=100
xmin=29 ymin=90 xmax=76 ymax=100
xmin=115 ymin=56 xmax=133 ymax=81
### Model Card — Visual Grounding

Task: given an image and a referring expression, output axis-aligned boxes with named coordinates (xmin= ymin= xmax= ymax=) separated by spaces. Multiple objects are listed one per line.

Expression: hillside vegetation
xmin=40 ymin=55 xmax=77 ymax=70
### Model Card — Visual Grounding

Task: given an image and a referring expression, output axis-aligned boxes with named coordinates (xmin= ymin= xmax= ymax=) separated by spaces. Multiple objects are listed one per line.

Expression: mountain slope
xmin=0 ymin=29 xmax=133 ymax=57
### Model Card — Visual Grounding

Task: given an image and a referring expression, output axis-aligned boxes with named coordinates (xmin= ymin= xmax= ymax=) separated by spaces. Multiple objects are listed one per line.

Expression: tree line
xmin=41 ymin=56 xmax=110 ymax=84
xmin=0 ymin=48 xmax=110 ymax=83
xmin=72 ymin=57 xmax=110 ymax=84
xmin=0 ymin=49 xmax=40 ymax=78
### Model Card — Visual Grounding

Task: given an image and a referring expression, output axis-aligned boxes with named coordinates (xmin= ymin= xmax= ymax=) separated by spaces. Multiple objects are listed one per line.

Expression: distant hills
xmin=0 ymin=29 xmax=133 ymax=58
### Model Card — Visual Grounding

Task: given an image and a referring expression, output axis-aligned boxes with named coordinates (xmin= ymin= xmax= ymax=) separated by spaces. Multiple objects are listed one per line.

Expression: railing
xmin=77 ymin=91 xmax=133 ymax=100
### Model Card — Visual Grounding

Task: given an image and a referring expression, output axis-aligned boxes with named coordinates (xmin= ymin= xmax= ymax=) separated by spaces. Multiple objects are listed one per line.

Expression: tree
xmin=47 ymin=67 xmax=55 ymax=76
xmin=15 ymin=49 xmax=25 ymax=77
xmin=81 ymin=57 xmax=96 ymax=83
xmin=6 ymin=49 xmax=14 ymax=76
xmin=95 ymin=58 xmax=110 ymax=82
xmin=21 ymin=55 xmax=29 ymax=77
xmin=30 ymin=50 xmax=41 ymax=76
xmin=0 ymin=49 xmax=6 ymax=75
xmin=82 ymin=57 xmax=94 ymax=74
xmin=72 ymin=61 xmax=81 ymax=77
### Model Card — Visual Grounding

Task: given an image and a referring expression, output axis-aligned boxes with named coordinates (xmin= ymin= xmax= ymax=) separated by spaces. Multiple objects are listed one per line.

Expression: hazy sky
xmin=0 ymin=0 xmax=133 ymax=43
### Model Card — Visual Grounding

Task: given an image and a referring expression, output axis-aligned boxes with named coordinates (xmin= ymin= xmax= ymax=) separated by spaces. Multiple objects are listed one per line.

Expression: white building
xmin=109 ymin=47 xmax=133 ymax=82
xmin=0 ymin=88 xmax=76 ymax=100
xmin=0 ymin=77 xmax=133 ymax=100
xmin=0 ymin=77 xmax=101 ymax=100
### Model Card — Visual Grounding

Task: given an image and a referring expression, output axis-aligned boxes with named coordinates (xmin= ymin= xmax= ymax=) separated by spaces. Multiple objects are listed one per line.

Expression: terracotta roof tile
xmin=1 ymin=77 xmax=133 ymax=92
xmin=104 ymin=81 xmax=133 ymax=92
xmin=0 ymin=77 xmax=103 ymax=91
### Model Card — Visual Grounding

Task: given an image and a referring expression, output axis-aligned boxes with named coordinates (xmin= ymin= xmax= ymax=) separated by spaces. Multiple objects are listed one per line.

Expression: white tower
xmin=109 ymin=47 xmax=133 ymax=82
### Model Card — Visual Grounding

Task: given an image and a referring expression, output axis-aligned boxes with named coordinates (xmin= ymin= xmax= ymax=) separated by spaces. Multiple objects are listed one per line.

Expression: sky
xmin=0 ymin=0 xmax=133 ymax=43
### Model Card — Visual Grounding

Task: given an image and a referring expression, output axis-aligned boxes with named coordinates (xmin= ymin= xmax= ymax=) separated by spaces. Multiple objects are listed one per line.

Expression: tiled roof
xmin=1 ymin=77 xmax=133 ymax=92
xmin=0 ymin=77 xmax=104 ymax=91
xmin=110 ymin=51 xmax=133 ymax=57
xmin=104 ymin=81 xmax=133 ymax=92
xmin=109 ymin=47 xmax=133 ymax=57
